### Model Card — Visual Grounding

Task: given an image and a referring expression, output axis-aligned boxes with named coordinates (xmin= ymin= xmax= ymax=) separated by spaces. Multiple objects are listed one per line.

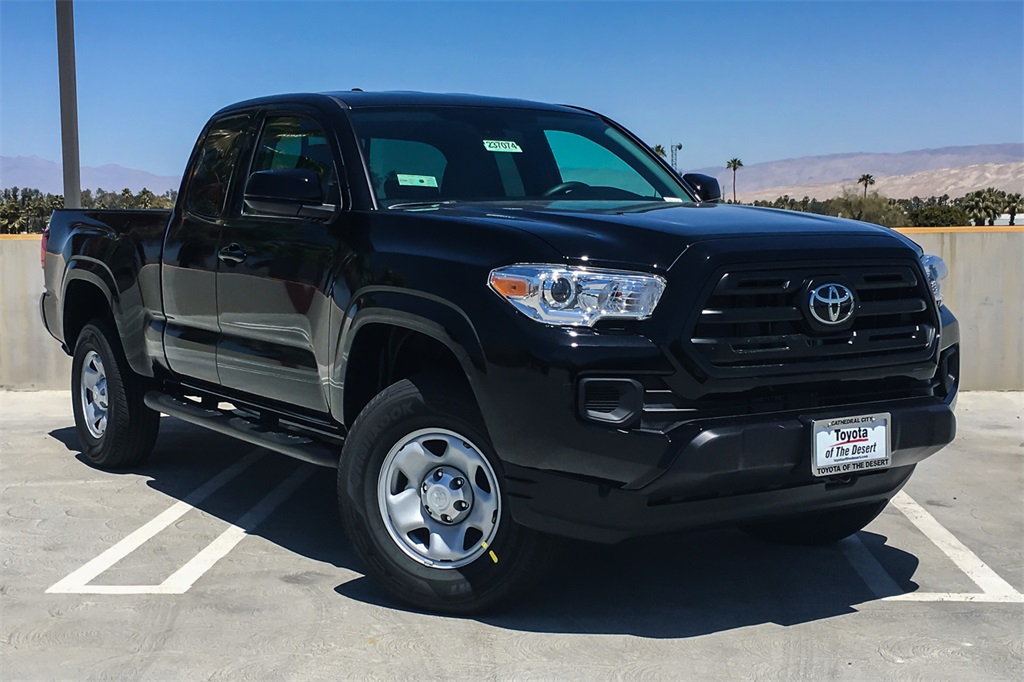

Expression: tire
xmin=740 ymin=500 xmax=889 ymax=546
xmin=70 ymin=320 xmax=160 ymax=469
xmin=338 ymin=375 xmax=551 ymax=615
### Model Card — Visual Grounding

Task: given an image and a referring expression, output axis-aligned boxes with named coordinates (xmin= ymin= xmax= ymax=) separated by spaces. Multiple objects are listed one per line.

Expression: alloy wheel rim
xmin=377 ymin=428 xmax=501 ymax=569
xmin=80 ymin=350 xmax=109 ymax=439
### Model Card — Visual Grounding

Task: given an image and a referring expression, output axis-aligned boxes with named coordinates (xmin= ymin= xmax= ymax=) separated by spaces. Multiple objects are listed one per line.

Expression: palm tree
xmin=961 ymin=190 xmax=988 ymax=227
xmin=726 ymin=158 xmax=743 ymax=203
xmin=1005 ymin=192 xmax=1022 ymax=226
xmin=652 ymin=144 xmax=667 ymax=158
xmin=985 ymin=188 xmax=1008 ymax=225
xmin=858 ymin=174 xmax=875 ymax=198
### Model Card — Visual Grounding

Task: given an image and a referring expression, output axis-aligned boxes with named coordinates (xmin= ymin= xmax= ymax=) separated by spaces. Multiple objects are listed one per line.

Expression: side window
xmin=544 ymin=130 xmax=659 ymax=198
xmin=249 ymin=116 xmax=340 ymax=208
xmin=365 ymin=138 xmax=447 ymax=201
xmin=186 ymin=114 xmax=250 ymax=219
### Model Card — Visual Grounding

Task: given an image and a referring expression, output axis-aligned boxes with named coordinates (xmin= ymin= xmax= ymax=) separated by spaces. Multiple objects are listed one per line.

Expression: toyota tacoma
xmin=41 ymin=91 xmax=958 ymax=613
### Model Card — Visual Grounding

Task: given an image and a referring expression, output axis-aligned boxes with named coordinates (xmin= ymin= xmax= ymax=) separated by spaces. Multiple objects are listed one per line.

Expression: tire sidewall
xmin=339 ymin=378 xmax=533 ymax=611
xmin=71 ymin=324 xmax=113 ymax=457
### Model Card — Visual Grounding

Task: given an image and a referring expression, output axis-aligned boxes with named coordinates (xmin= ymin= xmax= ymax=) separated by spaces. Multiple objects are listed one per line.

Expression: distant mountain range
xmin=737 ymin=162 xmax=1024 ymax=203
xmin=690 ymin=143 xmax=1023 ymax=196
xmin=2 ymin=143 xmax=1022 ymax=200
xmin=0 ymin=156 xmax=179 ymax=195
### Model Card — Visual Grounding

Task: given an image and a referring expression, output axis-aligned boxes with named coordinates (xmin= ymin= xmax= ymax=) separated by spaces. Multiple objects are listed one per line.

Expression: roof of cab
xmin=215 ymin=91 xmax=589 ymax=116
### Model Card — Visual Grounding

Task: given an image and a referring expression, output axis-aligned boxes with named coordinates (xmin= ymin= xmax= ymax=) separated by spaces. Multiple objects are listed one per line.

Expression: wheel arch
xmin=332 ymin=294 xmax=487 ymax=428
xmin=61 ymin=266 xmax=116 ymax=352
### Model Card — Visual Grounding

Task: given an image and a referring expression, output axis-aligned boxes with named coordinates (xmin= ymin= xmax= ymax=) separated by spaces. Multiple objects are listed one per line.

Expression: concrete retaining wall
xmin=1 ymin=228 xmax=1021 ymax=391
xmin=898 ymin=227 xmax=1024 ymax=391
xmin=1 ymin=237 xmax=71 ymax=390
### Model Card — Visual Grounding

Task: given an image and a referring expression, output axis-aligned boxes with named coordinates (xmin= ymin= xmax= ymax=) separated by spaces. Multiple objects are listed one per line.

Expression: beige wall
xmin=1 ymin=229 xmax=1021 ymax=391
xmin=896 ymin=228 xmax=1024 ymax=391
xmin=1 ymin=238 xmax=71 ymax=389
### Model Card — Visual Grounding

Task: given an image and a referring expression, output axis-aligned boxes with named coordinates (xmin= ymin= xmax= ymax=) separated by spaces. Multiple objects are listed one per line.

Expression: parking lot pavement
xmin=1 ymin=391 xmax=1022 ymax=680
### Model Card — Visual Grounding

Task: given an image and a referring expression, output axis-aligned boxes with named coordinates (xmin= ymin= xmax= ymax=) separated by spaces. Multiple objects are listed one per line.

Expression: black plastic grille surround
xmin=689 ymin=262 xmax=938 ymax=370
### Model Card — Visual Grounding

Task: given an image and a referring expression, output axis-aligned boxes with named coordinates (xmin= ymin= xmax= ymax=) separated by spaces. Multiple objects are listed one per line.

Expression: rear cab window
xmin=185 ymin=114 xmax=252 ymax=220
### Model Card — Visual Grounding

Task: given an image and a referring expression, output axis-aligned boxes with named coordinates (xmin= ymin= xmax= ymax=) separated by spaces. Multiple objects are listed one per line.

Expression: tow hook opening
xmin=824 ymin=475 xmax=856 ymax=490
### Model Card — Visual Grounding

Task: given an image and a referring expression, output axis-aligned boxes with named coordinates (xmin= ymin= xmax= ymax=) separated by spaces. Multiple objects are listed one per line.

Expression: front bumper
xmin=503 ymin=395 xmax=954 ymax=542
xmin=475 ymin=304 xmax=959 ymax=543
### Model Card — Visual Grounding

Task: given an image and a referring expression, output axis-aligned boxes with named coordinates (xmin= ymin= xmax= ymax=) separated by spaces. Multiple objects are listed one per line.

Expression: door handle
xmin=218 ymin=243 xmax=247 ymax=265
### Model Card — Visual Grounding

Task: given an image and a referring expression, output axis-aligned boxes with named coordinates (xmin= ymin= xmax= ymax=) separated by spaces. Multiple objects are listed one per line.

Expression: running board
xmin=144 ymin=392 xmax=339 ymax=468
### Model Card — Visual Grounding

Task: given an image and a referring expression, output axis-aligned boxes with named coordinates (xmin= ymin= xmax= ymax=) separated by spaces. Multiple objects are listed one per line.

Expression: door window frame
xmin=229 ymin=107 xmax=346 ymax=221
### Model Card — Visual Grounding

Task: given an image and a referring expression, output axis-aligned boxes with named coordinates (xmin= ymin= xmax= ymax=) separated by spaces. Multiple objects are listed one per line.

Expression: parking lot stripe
xmin=159 ymin=464 xmax=315 ymax=593
xmin=890 ymin=491 xmax=1022 ymax=597
xmin=46 ymin=452 xmax=263 ymax=594
xmin=884 ymin=592 xmax=1024 ymax=603
xmin=839 ymin=535 xmax=903 ymax=598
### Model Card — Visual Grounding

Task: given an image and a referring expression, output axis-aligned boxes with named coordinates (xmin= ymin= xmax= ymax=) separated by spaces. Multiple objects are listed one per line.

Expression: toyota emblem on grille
xmin=808 ymin=283 xmax=855 ymax=325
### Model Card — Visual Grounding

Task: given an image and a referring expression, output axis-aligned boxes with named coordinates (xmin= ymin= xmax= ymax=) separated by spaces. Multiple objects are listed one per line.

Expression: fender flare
xmin=62 ymin=256 xmax=151 ymax=376
xmin=329 ymin=287 xmax=487 ymax=425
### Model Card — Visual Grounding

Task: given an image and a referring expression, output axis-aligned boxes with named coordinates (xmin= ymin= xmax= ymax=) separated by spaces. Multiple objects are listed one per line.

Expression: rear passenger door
xmin=162 ymin=113 xmax=253 ymax=384
xmin=215 ymin=111 xmax=342 ymax=413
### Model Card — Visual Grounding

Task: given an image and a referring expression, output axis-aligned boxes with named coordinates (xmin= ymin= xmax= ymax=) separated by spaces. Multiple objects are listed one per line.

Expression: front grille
xmin=689 ymin=263 xmax=937 ymax=369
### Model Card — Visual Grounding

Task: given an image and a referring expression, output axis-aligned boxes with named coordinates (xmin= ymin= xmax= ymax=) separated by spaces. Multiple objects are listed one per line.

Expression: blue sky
xmin=2 ymin=0 xmax=1022 ymax=177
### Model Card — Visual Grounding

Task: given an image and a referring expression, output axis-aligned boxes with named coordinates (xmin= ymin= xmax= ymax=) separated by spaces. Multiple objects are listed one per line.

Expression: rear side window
xmin=185 ymin=114 xmax=250 ymax=219
xmin=248 ymin=115 xmax=340 ymax=207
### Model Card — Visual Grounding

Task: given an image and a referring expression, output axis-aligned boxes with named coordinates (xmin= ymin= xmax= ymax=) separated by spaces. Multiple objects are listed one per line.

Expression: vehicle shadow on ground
xmin=49 ymin=419 xmax=920 ymax=639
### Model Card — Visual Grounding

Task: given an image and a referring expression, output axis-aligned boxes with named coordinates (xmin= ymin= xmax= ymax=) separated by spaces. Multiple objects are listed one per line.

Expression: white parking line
xmin=45 ymin=449 xmax=315 ymax=595
xmin=47 ymin=452 xmax=263 ymax=594
xmin=160 ymin=465 xmax=314 ymax=593
xmin=888 ymin=491 xmax=1020 ymax=597
xmin=845 ymin=490 xmax=1024 ymax=604
xmin=840 ymin=535 xmax=903 ymax=598
xmin=51 ymin=464 xmax=315 ymax=595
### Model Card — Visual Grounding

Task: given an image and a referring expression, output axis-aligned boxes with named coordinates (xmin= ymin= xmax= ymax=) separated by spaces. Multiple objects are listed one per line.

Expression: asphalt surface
xmin=1 ymin=390 xmax=1022 ymax=680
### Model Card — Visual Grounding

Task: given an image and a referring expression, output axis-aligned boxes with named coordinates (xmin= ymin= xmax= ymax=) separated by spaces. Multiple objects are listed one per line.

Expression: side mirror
xmin=682 ymin=173 xmax=723 ymax=204
xmin=244 ymin=168 xmax=335 ymax=219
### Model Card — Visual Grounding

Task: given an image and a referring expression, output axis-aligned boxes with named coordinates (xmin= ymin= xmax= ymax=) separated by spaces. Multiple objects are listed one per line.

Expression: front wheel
xmin=740 ymin=500 xmax=889 ymax=546
xmin=338 ymin=376 xmax=550 ymax=614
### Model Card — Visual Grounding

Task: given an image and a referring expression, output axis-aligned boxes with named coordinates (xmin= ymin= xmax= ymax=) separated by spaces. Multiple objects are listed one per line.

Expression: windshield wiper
xmin=386 ymin=200 xmax=458 ymax=210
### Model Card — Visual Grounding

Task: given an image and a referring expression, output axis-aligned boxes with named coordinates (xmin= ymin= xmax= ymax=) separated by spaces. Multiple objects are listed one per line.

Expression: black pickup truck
xmin=41 ymin=91 xmax=958 ymax=613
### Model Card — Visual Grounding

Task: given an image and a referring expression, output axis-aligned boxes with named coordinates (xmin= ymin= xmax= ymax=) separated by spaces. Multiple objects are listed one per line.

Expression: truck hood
xmin=413 ymin=200 xmax=912 ymax=269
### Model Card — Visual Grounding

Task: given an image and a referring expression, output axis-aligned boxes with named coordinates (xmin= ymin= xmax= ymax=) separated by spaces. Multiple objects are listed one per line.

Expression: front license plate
xmin=811 ymin=412 xmax=890 ymax=477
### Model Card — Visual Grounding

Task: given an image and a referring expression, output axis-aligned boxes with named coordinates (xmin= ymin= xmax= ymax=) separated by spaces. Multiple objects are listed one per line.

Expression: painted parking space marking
xmin=846 ymin=490 xmax=1024 ymax=604
xmin=46 ymin=452 xmax=313 ymax=595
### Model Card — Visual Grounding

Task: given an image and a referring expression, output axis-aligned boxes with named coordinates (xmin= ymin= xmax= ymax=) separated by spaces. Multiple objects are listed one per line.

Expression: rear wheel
xmin=71 ymin=320 xmax=159 ymax=469
xmin=740 ymin=500 xmax=889 ymax=546
xmin=338 ymin=375 xmax=550 ymax=614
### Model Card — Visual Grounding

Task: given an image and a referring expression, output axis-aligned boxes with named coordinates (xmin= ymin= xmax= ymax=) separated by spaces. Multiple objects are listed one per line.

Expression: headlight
xmin=488 ymin=264 xmax=666 ymax=326
xmin=920 ymin=254 xmax=948 ymax=306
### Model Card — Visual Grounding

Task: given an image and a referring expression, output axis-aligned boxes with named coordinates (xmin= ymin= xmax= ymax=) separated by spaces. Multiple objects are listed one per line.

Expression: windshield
xmin=347 ymin=106 xmax=693 ymax=207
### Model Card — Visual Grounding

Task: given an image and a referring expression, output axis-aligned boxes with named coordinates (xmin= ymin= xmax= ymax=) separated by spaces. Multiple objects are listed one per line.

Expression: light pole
xmin=670 ymin=143 xmax=682 ymax=174
xmin=56 ymin=0 xmax=81 ymax=208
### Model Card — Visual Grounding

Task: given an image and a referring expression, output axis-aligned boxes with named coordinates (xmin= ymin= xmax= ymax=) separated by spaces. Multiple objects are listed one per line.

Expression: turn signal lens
xmin=490 ymin=274 xmax=530 ymax=298
xmin=488 ymin=264 xmax=666 ymax=326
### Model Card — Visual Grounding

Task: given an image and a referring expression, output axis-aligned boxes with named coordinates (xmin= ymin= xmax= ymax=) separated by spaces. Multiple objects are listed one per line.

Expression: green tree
xmin=858 ymin=174 xmax=875 ymax=199
xmin=1005 ymin=192 xmax=1022 ymax=226
xmin=652 ymin=144 xmax=667 ymax=158
xmin=908 ymin=205 xmax=971 ymax=227
xmin=960 ymin=190 xmax=989 ymax=227
xmin=725 ymin=158 xmax=743 ymax=203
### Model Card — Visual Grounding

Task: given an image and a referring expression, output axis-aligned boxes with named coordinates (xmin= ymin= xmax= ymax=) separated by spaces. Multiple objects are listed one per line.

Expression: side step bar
xmin=144 ymin=392 xmax=339 ymax=468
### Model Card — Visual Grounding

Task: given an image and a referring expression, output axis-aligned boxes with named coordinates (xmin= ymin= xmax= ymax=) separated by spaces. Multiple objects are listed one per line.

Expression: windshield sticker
xmin=663 ymin=197 xmax=684 ymax=203
xmin=396 ymin=174 xmax=438 ymax=188
xmin=483 ymin=140 xmax=523 ymax=153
